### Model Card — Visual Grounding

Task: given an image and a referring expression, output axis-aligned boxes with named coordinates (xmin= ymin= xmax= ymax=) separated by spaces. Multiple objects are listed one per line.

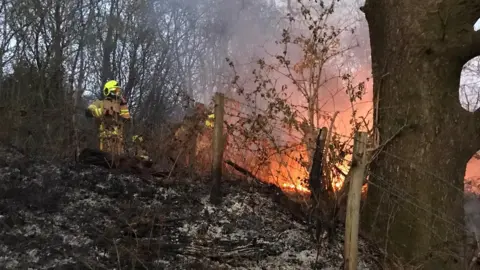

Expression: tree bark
xmin=361 ymin=0 xmax=480 ymax=269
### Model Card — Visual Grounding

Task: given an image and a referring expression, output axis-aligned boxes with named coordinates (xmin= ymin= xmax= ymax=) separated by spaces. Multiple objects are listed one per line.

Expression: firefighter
xmin=193 ymin=103 xmax=217 ymax=172
xmin=85 ymin=80 xmax=131 ymax=157
xmin=192 ymin=100 xmax=214 ymax=129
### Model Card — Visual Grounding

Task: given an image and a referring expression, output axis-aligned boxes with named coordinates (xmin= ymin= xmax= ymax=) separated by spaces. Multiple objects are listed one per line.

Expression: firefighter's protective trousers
xmin=99 ymin=123 xmax=124 ymax=156
xmin=87 ymin=98 xmax=130 ymax=157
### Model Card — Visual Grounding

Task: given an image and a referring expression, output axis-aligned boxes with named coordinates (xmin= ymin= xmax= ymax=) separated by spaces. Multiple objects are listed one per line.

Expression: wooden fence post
xmin=344 ymin=131 xmax=368 ymax=270
xmin=210 ymin=92 xmax=225 ymax=205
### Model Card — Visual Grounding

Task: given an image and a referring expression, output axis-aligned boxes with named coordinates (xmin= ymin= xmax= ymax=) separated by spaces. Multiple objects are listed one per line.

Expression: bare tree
xmin=0 ymin=0 xmax=284 ymax=159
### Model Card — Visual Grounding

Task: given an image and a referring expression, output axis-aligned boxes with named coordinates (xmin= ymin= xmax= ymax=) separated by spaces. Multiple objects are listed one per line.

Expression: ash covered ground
xmin=0 ymin=146 xmax=380 ymax=269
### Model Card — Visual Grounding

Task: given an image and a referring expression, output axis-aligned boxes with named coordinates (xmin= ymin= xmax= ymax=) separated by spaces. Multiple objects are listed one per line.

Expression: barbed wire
xmin=225 ymin=118 xmax=310 ymax=146
xmin=362 ymin=179 xmax=470 ymax=264
xmin=224 ymin=94 xmax=414 ymax=118
xmin=362 ymin=208 xmax=467 ymax=264
xmin=223 ymin=96 xmax=471 ymax=194
xmin=224 ymin=142 xmax=309 ymax=168
xmin=378 ymin=150 xmax=466 ymax=195
xmin=366 ymin=173 xmax=467 ymax=234
xmin=224 ymin=96 xmax=350 ymax=121
xmin=225 ymin=98 xmax=364 ymax=141
xmin=223 ymin=112 xmax=305 ymax=144
xmin=204 ymin=96 xmax=479 ymax=265
xmin=222 ymin=99 xmax=358 ymax=185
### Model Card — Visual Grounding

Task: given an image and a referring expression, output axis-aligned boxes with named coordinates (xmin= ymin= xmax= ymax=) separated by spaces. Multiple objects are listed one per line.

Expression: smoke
xmin=195 ymin=0 xmax=375 ymax=149
xmin=206 ymin=1 xmax=375 ymax=189
xmin=192 ymin=0 xmax=480 ymax=233
xmin=181 ymin=0 xmax=284 ymax=104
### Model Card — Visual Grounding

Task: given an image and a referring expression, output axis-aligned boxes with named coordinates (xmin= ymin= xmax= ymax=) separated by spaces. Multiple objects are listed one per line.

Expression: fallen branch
xmin=334 ymin=164 xmax=348 ymax=177
xmin=150 ymin=171 xmax=170 ymax=177
xmin=154 ymin=241 xmax=277 ymax=263
xmin=78 ymin=148 xmax=170 ymax=177
xmin=184 ymin=243 xmax=262 ymax=259
xmin=224 ymin=159 xmax=308 ymax=223
xmin=225 ymin=159 xmax=259 ymax=181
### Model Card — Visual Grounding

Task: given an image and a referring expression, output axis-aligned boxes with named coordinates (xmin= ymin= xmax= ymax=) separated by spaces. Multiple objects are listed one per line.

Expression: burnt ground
xmin=0 ymin=145 xmax=380 ymax=269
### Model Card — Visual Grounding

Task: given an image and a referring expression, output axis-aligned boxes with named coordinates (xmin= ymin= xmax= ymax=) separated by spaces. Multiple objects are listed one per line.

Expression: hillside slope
xmin=0 ymin=146 xmax=379 ymax=269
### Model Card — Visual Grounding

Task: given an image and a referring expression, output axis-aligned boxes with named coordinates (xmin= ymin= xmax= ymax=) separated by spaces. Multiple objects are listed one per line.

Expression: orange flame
xmin=220 ymin=97 xmax=355 ymax=195
xmin=253 ymin=142 xmax=349 ymax=194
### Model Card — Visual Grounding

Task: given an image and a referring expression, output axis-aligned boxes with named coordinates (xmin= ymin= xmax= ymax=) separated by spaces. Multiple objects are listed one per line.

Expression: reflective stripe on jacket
xmin=87 ymin=100 xmax=104 ymax=118
xmin=87 ymin=99 xmax=131 ymax=120
xmin=120 ymin=104 xmax=130 ymax=119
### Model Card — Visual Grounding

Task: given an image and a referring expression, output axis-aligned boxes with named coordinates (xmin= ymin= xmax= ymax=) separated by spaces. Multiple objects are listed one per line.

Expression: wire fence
xmin=220 ymin=96 xmax=315 ymax=192
xmin=193 ymin=94 xmax=480 ymax=268
xmin=363 ymin=173 xmax=472 ymax=267
xmin=221 ymin=96 xmax=357 ymax=194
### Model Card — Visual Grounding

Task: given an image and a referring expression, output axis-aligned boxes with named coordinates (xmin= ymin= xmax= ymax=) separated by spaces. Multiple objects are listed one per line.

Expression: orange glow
xmin=226 ymin=139 xmax=350 ymax=195
xmin=252 ymin=142 xmax=311 ymax=194
xmin=220 ymin=66 xmax=376 ymax=196
xmin=334 ymin=161 xmax=350 ymax=190
xmin=362 ymin=183 xmax=368 ymax=194
xmin=281 ymin=183 xmax=311 ymax=193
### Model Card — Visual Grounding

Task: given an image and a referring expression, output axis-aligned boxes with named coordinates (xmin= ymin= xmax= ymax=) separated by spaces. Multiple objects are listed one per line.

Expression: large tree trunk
xmin=361 ymin=0 xmax=480 ymax=269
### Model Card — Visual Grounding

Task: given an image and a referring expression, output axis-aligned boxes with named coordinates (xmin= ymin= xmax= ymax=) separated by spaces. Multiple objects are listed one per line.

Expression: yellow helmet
xmin=103 ymin=80 xmax=121 ymax=98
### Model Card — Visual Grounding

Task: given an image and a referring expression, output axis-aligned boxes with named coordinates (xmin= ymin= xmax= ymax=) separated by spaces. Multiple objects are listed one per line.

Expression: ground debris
xmin=0 ymin=145 xmax=379 ymax=269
